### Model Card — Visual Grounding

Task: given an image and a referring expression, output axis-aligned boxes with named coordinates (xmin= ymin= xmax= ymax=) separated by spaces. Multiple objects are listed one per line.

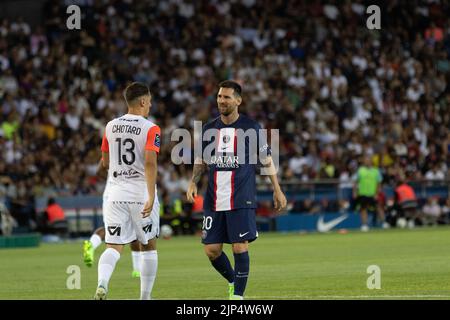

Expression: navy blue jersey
xmin=201 ymin=115 xmax=271 ymax=212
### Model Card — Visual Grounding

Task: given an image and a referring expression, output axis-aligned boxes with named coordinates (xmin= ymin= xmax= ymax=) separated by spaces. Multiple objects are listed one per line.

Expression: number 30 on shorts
xmin=202 ymin=216 xmax=212 ymax=230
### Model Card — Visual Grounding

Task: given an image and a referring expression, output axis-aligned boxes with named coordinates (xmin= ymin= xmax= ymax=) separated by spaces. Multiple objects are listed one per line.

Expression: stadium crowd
xmin=0 ymin=0 xmax=450 ymax=229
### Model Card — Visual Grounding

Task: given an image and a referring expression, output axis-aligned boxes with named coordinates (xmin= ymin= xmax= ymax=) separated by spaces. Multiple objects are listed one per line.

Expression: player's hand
xmin=142 ymin=199 xmax=154 ymax=218
xmin=186 ymin=182 xmax=198 ymax=203
xmin=273 ymin=189 xmax=287 ymax=212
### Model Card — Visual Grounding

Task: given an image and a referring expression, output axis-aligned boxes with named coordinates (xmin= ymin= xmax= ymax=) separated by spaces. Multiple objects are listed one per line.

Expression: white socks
xmin=131 ymin=251 xmax=141 ymax=272
xmin=97 ymin=248 xmax=157 ymax=299
xmin=90 ymin=234 xmax=102 ymax=250
xmin=140 ymin=250 xmax=158 ymax=300
xmin=97 ymin=248 xmax=121 ymax=290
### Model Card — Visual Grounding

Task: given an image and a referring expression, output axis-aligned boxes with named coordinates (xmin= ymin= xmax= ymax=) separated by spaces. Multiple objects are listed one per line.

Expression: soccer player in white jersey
xmin=94 ymin=82 xmax=161 ymax=300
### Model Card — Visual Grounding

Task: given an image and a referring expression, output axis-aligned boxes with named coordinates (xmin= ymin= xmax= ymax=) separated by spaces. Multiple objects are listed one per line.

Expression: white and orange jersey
xmin=101 ymin=114 xmax=160 ymax=202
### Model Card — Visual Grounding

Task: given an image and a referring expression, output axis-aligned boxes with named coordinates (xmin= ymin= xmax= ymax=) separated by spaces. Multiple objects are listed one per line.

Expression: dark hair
xmin=219 ymin=80 xmax=242 ymax=97
xmin=48 ymin=198 xmax=56 ymax=206
xmin=123 ymin=82 xmax=150 ymax=104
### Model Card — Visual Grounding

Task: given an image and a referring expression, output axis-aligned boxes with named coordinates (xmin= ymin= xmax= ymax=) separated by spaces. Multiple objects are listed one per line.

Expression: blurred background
xmin=0 ymin=0 xmax=449 ymax=242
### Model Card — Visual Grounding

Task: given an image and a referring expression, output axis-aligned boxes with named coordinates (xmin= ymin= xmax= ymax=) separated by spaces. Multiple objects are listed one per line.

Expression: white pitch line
xmin=144 ymin=294 xmax=450 ymax=300
xmin=245 ymin=295 xmax=450 ymax=299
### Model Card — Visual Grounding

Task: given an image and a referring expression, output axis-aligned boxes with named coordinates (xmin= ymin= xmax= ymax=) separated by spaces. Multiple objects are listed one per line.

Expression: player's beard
xmin=219 ymin=105 xmax=233 ymax=116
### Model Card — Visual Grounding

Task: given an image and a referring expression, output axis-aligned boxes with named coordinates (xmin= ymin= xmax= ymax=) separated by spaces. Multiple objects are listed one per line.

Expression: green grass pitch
xmin=1 ymin=227 xmax=450 ymax=300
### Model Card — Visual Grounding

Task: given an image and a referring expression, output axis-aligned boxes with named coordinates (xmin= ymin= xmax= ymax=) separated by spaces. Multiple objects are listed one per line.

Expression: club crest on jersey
xmin=222 ymin=135 xmax=231 ymax=144
xmin=210 ymin=155 xmax=239 ymax=168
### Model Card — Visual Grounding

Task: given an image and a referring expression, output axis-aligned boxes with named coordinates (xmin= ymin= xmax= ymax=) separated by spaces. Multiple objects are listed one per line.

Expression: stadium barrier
xmin=0 ymin=233 xmax=41 ymax=248
xmin=257 ymin=179 xmax=450 ymax=201
xmin=275 ymin=212 xmax=361 ymax=232
xmin=33 ymin=181 xmax=449 ymax=235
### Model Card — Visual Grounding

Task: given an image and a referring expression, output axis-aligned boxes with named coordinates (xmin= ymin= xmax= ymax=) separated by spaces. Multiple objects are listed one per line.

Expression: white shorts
xmin=103 ymin=199 xmax=160 ymax=245
xmin=102 ymin=191 xmax=108 ymax=224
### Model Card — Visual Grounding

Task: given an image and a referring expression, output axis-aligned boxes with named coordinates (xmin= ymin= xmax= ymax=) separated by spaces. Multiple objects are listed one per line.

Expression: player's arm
xmin=187 ymin=124 xmax=208 ymax=203
xmin=257 ymin=124 xmax=286 ymax=212
xmin=142 ymin=150 xmax=158 ymax=217
xmin=142 ymin=125 xmax=161 ymax=217
xmin=101 ymin=130 xmax=109 ymax=170
xmin=260 ymin=155 xmax=287 ymax=212
xmin=186 ymin=158 xmax=206 ymax=203
xmin=97 ymin=158 xmax=108 ymax=180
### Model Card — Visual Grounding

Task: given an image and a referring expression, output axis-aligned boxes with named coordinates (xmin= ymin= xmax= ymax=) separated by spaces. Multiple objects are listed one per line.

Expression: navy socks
xmin=233 ymin=252 xmax=249 ymax=296
xmin=211 ymin=252 xmax=235 ymax=283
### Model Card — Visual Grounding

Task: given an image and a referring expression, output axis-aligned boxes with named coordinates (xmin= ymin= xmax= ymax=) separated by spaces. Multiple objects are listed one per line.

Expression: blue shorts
xmin=201 ymin=208 xmax=258 ymax=244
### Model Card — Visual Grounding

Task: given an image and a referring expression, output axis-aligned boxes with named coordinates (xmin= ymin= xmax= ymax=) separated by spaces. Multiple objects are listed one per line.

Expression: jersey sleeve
xmin=145 ymin=125 xmax=161 ymax=153
xmin=101 ymin=131 xmax=109 ymax=152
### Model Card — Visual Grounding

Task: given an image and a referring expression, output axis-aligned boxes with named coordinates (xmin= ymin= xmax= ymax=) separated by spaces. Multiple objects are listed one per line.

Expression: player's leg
xmin=359 ymin=197 xmax=369 ymax=231
xmin=360 ymin=208 xmax=369 ymax=231
xmin=204 ymin=242 xmax=235 ymax=296
xmin=202 ymin=209 xmax=235 ymax=297
xmin=407 ymin=208 xmax=416 ymax=228
xmin=89 ymin=188 xmax=109 ymax=267
xmin=377 ymin=204 xmax=389 ymax=229
xmin=95 ymin=201 xmax=133 ymax=300
xmin=132 ymin=200 xmax=160 ymax=300
xmin=204 ymin=243 xmax=235 ymax=298
xmin=403 ymin=201 xmax=419 ymax=228
xmin=139 ymin=239 xmax=158 ymax=300
xmin=84 ymin=227 xmax=105 ymax=267
xmin=227 ymin=209 xmax=258 ymax=300
xmin=95 ymin=243 xmax=124 ymax=300
xmin=129 ymin=240 xmax=141 ymax=278
xmin=230 ymin=241 xmax=249 ymax=300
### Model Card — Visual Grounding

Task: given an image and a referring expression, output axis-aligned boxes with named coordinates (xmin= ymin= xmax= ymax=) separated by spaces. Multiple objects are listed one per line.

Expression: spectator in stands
xmin=45 ymin=198 xmax=65 ymax=223
xmin=318 ymin=198 xmax=339 ymax=213
xmin=425 ymin=163 xmax=446 ymax=181
xmin=292 ymin=199 xmax=321 ymax=215
xmin=0 ymin=201 xmax=16 ymax=236
xmin=375 ymin=188 xmax=390 ymax=229
xmin=42 ymin=198 xmax=68 ymax=237
xmin=441 ymin=197 xmax=450 ymax=224
xmin=422 ymin=197 xmax=442 ymax=226
xmin=0 ymin=176 xmax=8 ymax=201
xmin=394 ymin=178 xmax=419 ymax=228
xmin=10 ymin=180 xmax=36 ymax=230
xmin=425 ymin=22 xmax=444 ymax=44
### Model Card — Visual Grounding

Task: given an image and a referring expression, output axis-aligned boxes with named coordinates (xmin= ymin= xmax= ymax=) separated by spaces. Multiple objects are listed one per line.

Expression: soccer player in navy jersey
xmin=186 ymin=80 xmax=287 ymax=300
